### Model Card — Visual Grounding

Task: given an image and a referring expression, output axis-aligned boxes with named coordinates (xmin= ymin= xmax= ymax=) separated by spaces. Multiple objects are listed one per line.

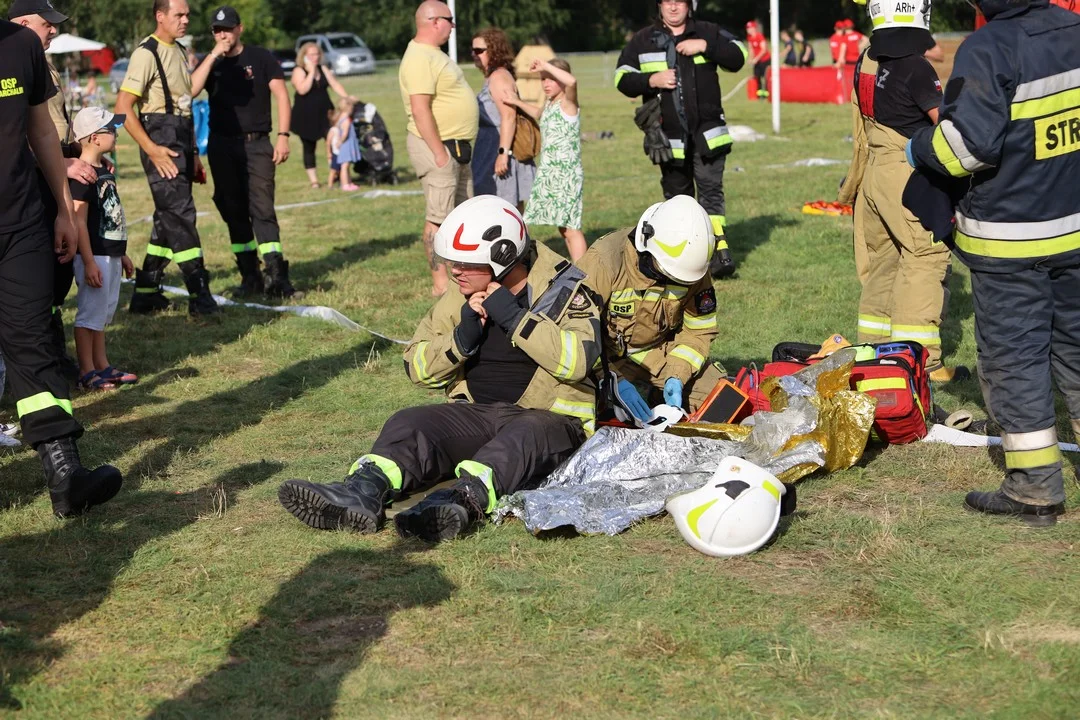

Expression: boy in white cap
xmin=69 ymin=107 xmax=137 ymax=391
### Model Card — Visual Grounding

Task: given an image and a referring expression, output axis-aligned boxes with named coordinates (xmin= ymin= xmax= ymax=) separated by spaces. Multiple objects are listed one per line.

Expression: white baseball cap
xmin=72 ymin=107 xmax=125 ymax=141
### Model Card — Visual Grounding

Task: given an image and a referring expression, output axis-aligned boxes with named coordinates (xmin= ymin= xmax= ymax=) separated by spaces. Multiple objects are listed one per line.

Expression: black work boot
xmin=129 ymin=269 xmax=171 ymax=314
xmin=709 ymin=239 xmax=736 ymax=279
xmin=233 ymin=251 xmax=264 ymax=298
xmin=262 ymin=254 xmax=303 ymax=300
xmin=184 ymin=267 xmax=221 ymax=317
xmin=38 ymin=436 xmax=123 ymax=518
xmin=278 ymin=464 xmax=392 ymax=532
xmin=394 ymin=473 xmax=490 ymax=542
xmin=964 ymin=490 xmax=1064 ymax=527
xmin=49 ymin=310 xmax=79 ymax=379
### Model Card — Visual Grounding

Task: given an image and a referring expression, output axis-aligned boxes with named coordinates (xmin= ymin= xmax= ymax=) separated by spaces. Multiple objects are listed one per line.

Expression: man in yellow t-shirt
xmin=114 ymin=0 xmax=219 ymax=318
xmin=399 ymin=0 xmax=479 ymax=296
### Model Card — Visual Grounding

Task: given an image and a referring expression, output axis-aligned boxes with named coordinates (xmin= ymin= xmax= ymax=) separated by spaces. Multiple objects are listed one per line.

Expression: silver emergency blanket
xmin=496 ymin=349 xmax=870 ymax=536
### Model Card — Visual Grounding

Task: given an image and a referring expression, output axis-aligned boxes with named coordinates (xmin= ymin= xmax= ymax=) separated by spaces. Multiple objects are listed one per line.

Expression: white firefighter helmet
xmin=433 ymin=195 xmax=530 ymax=279
xmin=633 ymin=196 xmax=715 ymax=285
xmin=857 ymin=0 xmax=932 ymax=32
xmin=666 ymin=456 xmax=796 ymax=557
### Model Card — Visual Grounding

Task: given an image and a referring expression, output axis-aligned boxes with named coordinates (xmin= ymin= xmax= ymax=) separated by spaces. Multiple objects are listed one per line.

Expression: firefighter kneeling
xmin=278 ymin=196 xmax=601 ymax=541
xmin=578 ymin=195 xmax=723 ymax=420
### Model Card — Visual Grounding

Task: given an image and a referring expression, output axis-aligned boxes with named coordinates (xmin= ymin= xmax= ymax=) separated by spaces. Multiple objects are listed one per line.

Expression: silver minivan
xmin=295 ymin=33 xmax=376 ymax=76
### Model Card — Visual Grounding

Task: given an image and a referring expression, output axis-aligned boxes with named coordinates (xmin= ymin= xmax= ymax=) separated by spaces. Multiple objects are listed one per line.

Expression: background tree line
xmin=65 ymin=0 xmax=978 ymax=57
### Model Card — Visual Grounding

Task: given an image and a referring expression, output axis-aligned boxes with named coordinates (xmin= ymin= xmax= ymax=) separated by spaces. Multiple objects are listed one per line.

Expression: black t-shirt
xmin=205 ymin=45 xmax=284 ymax=135
xmin=0 ymin=21 xmax=55 ymax=234
xmin=466 ymin=288 xmax=538 ymax=405
xmin=70 ymin=166 xmax=127 ymax=257
xmin=857 ymin=53 xmax=942 ymax=139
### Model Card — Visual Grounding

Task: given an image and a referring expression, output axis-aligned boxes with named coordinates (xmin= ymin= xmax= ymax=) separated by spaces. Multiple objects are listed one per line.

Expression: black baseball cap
xmin=209 ymin=5 xmax=240 ymax=29
xmin=7 ymin=0 xmax=68 ymax=24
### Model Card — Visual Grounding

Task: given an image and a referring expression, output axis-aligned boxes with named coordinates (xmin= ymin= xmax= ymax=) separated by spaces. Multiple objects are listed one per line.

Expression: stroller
xmin=350 ymin=101 xmax=398 ymax=185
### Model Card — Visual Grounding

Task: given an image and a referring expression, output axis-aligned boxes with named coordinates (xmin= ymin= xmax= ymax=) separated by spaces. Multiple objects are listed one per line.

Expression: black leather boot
xmin=964 ymin=489 xmax=1063 ymax=527
xmin=38 ymin=436 xmax=123 ymax=518
xmin=709 ymin=240 xmax=736 ymax=279
xmin=129 ymin=269 xmax=171 ymax=314
xmin=262 ymin=254 xmax=302 ymax=300
xmin=394 ymin=474 xmax=489 ymax=542
xmin=184 ymin=267 xmax=221 ymax=317
xmin=234 ymin=251 xmax=264 ymax=298
xmin=278 ymin=463 xmax=391 ymax=532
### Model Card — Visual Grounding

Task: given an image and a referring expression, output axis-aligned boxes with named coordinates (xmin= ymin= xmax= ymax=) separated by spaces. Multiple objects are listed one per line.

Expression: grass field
xmin=2 ymin=53 xmax=1080 ymax=719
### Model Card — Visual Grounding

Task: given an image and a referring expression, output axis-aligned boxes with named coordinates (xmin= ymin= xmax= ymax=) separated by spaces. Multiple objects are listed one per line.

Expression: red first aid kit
xmin=737 ymin=341 xmax=933 ymax=444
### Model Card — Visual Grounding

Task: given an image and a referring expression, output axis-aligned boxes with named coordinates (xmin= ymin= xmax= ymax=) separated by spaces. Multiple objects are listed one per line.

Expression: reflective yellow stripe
xmin=892 ymin=324 xmax=940 ymax=345
xmin=627 ymin=348 xmax=650 ymax=365
xmin=611 ymin=288 xmax=638 ymax=303
xmin=173 ymin=247 xmax=203 ymax=264
xmin=955 ymin=229 xmax=1080 ymax=260
xmin=456 ymin=460 xmax=497 ymax=512
xmin=671 ymin=147 xmax=686 ymax=160
xmin=710 ymin=216 xmax=726 ymax=235
xmin=410 ymin=341 xmax=441 ymax=388
xmin=894 ymin=14 xmax=915 ymax=23
xmin=931 ymin=124 xmax=970 ymax=178
xmin=687 ymin=499 xmax=718 ymax=539
xmin=670 ymin=345 xmax=705 ymax=371
xmin=643 ymin=287 xmax=687 ymax=303
xmin=855 ymin=378 xmax=908 ymax=392
xmin=555 ymin=331 xmax=579 ymax=380
xmin=135 ymin=286 xmax=161 ymax=294
xmin=16 ymin=392 xmax=73 ymax=418
xmin=732 ymin=40 xmax=748 ymax=64
xmin=146 ymin=243 xmax=172 ymax=259
xmin=1005 ymin=445 xmax=1063 ymax=470
xmin=705 ymin=133 xmax=732 ymax=151
xmin=872 ymin=15 xmax=886 ymax=27
xmin=550 ymin=399 xmax=596 ymax=436
xmin=231 ymin=241 xmax=257 ymax=253
xmin=349 ymin=454 xmax=403 ymax=491
xmin=1011 ymin=88 xmax=1080 ymax=121
xmin=760 ymin=478 xmax=781 ymax=502
xmin=693 ymin=54 xmax=709 ymax=65
xmin=683 ymin=312 xmax=717 ymax=330
xmin=640 ymin=61 xmax=668 ymax=73
xmin=259 ymin=242 xmax=283 ymax=255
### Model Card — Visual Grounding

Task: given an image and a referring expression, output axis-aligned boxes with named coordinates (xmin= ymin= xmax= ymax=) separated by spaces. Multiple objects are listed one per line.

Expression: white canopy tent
xmin=45 ymin=33 xmax=106 ymax=54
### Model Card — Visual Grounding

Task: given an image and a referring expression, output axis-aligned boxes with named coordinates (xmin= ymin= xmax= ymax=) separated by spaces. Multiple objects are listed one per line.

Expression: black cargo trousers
xmin=0 ymin=223 xmax=83 ymax=446
xmin=362 ymin=402 xmax=586 ymax=499
xmin=206 ymin=133 xmax=283 ymax=259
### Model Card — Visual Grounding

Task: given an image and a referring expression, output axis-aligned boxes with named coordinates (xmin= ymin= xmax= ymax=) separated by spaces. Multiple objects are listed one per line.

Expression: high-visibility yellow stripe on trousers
xmin=1002 ymin=428 xmax=1063 ymax=470
xmin=892 ymin=324 xmax=940 ymax=346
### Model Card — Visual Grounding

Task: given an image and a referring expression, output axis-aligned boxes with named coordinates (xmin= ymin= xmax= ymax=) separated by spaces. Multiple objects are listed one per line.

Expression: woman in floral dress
xmin=506 ymin=58 xmax=586 ymax=260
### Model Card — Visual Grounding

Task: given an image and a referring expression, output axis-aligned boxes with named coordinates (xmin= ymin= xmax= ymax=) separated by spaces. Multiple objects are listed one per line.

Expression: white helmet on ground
xmin=433 ymin=195 xmax=530 ymax=279
xmin=666 ymin=456 xmax=797 ymax=557
xmin=634 ymin=196 xmax=714 ymax=285
xmin=857 ymin=0 xmax=932 ymax=32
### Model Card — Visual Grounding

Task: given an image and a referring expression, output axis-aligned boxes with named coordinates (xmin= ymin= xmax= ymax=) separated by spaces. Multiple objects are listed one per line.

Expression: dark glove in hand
xmin=454 ymin=301 xmax=485 ymax=356
xmin=482 ymin=286 xmax=526 ymax=333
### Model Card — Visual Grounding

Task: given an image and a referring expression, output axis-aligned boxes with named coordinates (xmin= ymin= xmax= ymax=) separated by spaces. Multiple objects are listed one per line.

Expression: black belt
xmin=220 ymin=131 xmax=269 ymax=142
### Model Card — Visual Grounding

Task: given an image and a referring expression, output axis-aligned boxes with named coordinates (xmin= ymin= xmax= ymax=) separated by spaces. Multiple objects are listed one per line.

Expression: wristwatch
xmin=498 ymin=146 xmax=514 ymax=157
xmin=278 ymin=132 xmax=291 ymax=137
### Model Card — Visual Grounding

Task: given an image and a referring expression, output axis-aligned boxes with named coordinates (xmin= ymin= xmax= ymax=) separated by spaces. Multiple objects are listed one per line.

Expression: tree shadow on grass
xmin=726 ymin=213 xmax=799 ymax=267
xmin=147 ymin=543 xmax=452 ymax=719
xmin=0 ymin=461 xmax=283 ymax=711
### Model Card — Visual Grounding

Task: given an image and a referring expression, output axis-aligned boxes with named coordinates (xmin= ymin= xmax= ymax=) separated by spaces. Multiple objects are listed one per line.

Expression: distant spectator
xmin=781 ymin=30 xmax=798 ymax=66
xmin=829 ymin=19 xmax=845 ymax=64
xmin=399 ymin=0 xmax=478 ymax=296
xmin=513 ymin=35 xmax=555 ymax=106
xmin=746 ymin=20 xmax=770 ymax=100
xmin=326 ymin=98 xmax=361 ymax=191
xmin=471 ymin=27 xmax=535 ymax=212
xmin=83 ymin=73 xmax=102 ymax=106
xmin=794 ymin=28 xmax=815 ymax=66
xmin=68 ymin=107 xmax=137 ymax=391
xmin=509 ymin=58 xmax=585 ymax=260
xmin=836 ymin=19 xmax=866 ymax=68
xmin=291 ymin=41 xmax=350 ymax=189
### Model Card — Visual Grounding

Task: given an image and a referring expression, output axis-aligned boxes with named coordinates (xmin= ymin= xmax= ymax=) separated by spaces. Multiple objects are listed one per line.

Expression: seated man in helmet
xmin=577 ymin=195 xmax=723 ymax=421
xmin=278 ymin=195 xmax=602 ymax=542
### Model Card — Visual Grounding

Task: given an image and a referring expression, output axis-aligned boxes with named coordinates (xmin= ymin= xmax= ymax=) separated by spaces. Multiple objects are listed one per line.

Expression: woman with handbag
xmin=470 ymin=28 xmax=535 ymax=211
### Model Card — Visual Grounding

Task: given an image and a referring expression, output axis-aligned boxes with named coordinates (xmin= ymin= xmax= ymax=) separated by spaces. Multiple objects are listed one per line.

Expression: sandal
xmin=98 ymin=365 xmax=139 ymax=385
xmin=78 ymin=371 xmax=118 ymax=391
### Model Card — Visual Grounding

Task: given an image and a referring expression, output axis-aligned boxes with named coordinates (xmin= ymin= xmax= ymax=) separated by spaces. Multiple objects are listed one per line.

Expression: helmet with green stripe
xmin=634 ymin=195 xmax=715 ymax=285
xmin=666 ymin=456 xmax=796 ymax=557
xmin=856 ymin=0 xmax=932 ymax=32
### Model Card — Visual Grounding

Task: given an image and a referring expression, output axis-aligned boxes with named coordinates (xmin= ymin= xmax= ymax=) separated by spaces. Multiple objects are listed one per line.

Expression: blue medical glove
xmin=664 ymin=377 xmax=684 ymax=408
xmin=904 ymin=139 xmax=915 ymax=168
xmin=616 ymin=379 xmax=652 ymax=423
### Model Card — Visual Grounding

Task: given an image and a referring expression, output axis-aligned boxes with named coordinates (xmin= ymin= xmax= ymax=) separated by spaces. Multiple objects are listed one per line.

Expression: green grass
xmin=3 ymin=54 xmax=1080 ymax=719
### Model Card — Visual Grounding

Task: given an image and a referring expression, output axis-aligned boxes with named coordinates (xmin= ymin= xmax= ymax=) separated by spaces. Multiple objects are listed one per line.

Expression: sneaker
xmin=964 ymin=489 xmax=1063 ymax=527
xmin=0 ymin=422 xmax=18 ymax=437
xmin=0 ymin=433 xmax=21 ymax=449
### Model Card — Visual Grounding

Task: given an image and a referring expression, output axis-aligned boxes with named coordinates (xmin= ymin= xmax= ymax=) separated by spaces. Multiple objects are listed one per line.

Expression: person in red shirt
xmin=829 ymin=19 xmax=846 ymax=64
xmin=837 ymin=19 xmax=866 ymax=67
xmin=746 ymin=19 xmax=770 ymax=99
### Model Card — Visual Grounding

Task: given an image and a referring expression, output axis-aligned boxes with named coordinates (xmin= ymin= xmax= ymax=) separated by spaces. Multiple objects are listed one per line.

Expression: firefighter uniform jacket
xmin=909 ymin=0 xmax=1080 ymax=272
xmin=403 ymin=243 xmax=602 ymax=433
xmin=615 ymin=19 xmax=747 ymax=160
xmin=577 ymin=230 xmax=718 ymax=385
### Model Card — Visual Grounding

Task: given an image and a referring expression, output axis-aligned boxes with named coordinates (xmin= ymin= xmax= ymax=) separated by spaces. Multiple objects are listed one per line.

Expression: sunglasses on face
xmin=471 ymin=47 xmax=487 ymax=55
xmin=431 ymin=15 xmax=454 ymax=23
